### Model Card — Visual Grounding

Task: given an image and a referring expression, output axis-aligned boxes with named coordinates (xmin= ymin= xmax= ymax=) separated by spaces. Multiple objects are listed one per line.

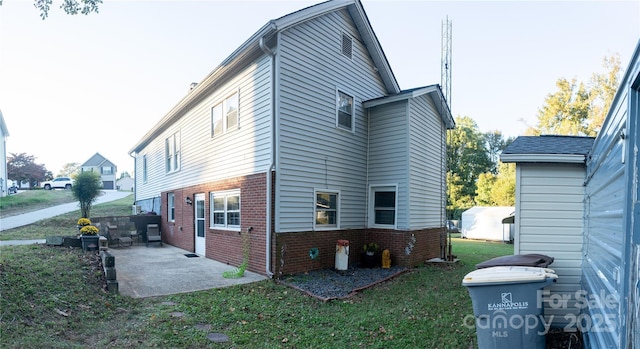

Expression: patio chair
xmin=107 ymin=223 xmax=133 ymax=248
xmin=146 ymin=223 xmax=162 ymax=247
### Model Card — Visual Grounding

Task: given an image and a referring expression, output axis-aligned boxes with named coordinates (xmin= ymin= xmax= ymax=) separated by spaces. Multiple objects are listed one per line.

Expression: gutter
xmin=259 ymin=36 xmax=276 ymax=278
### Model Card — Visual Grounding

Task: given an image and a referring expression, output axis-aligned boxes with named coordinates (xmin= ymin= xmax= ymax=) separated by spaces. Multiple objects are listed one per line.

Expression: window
xmin=211 ymin=92 xmax=239 ymax=137
xmin=341 ymin=32 xmax=353 ymax=60
xmin=315 ymin=190 xmax=339 ymax=229
xmin=142 ymin=155 xmax=148 ymax=183
xmin=210 ymin=190 xmax=240 ymax=229
xmin=168 ymin=193 xmax=175 ymax=222
xmin=102 ymin=166 xmax=113 ymax=175
xmin=337 ymin=90 xmax=354 ymax=131
xmin=371 ymin=186 xmax=397 ymax=227
xmin=165 ymin=132 xmax=181 ymax=173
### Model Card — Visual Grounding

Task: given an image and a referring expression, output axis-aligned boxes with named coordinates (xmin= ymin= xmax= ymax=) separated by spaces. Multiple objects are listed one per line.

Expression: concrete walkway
xmin=0 ymin=190 xmax=132 ymax=231
xmin=108 ymin=244 xmax=267 ymax=298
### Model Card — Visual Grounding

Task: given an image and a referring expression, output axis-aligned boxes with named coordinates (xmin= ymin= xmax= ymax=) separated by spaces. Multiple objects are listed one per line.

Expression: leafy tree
xmin=34 ymin=0 xmax=101 ymax=20
xmin=588 ymin=54 xmax=622 ymax=134
xmin=484 ymin=131 xmax=514 ymax=174
xmin=476 ymin=163 xmax=515 ymax=206
xmin=119 ymin=171 xmax=131 ymax=179
xmin=58 ymin=162 xmax=80 ymax=178
xmin=475 ymin=172 xmax=496 ymax=206
xmin=72 ymin=171 xmax=102 ymax=218
xmin=6 ymin=153 xmax=50 ymax=188
xmin=527 ymin=54 xmax=621 ymax=137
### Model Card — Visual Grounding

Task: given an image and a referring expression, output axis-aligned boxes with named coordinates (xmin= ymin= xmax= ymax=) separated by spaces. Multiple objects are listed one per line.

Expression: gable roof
xmin=500 ymin=135 xmax=595 ymax=164
xmin=82 ymin=152 xmax=116 ymax=167
xmin=363 ymin=85 xmax=455 ymax=129
xmin=130 ymin=0 xmax=400 ymax=154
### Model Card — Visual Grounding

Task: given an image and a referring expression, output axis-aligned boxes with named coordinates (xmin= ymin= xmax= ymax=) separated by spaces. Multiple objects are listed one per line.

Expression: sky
xmin=1 ymin=0 xmax=638 ymax=177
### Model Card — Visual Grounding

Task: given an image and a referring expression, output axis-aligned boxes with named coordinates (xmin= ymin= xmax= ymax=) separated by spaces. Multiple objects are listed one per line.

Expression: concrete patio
xmin=107 ymin=244 xmax=266 ymax=298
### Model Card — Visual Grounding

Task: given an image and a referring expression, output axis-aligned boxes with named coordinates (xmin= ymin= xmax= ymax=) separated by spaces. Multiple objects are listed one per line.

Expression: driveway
xmin=107 ymin=244 xmax=267 ymax=298
xmin=0 ymin=190 xmax=132 ymax=231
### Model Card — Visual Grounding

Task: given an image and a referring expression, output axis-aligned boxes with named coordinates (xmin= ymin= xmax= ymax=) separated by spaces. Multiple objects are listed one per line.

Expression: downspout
xmin=128 ymin=152 xmax=137 ymax=206
xmin=260 ymin=35 xmax=276 ymax=278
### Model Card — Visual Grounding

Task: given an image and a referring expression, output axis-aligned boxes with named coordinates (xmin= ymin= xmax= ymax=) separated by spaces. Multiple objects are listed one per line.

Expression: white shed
xmin=460 ymin=206 xmax=514 ymax=241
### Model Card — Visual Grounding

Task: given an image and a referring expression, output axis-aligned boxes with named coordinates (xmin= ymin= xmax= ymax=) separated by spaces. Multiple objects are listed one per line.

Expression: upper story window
xmin=337 ymin=90 xmax=354 ymax=132
xmin=314 ymin=190 xmax=339 ymax=229
xmin=370 ymin=186 xmax=397 ymax=228
xmin=212 ymin=92 xmax=239 ymax=137
xmin=210 ymin=189 xmax=241 ymax=230
xmin=142 ymin=154 xmax=148 ymax=183
xmin=165 ymin=131 xmax=181 ymax=173
xmin=101 ymin=166 xmax=113 ymax=175
xmin=167 ymin=193 xmax=175 ymax=222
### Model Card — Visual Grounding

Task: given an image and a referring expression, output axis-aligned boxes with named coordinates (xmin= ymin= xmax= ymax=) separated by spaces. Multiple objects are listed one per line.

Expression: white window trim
xmin=336 ymin=89 xmax=355 ymax=133
xmin=209 ymin=189 xmax=241 ymax=231
xmin=211 ymin=91 xmax=240 ymax=137
xmin=168 ymin=193 xmax=175 ymax=222
xmin=313 ymin=188 xmax=340 ymax=230
xmin=368 ymin=184 xmax=398 ymax=229
xmin=165 ymin=131 xmax=181 ymax=173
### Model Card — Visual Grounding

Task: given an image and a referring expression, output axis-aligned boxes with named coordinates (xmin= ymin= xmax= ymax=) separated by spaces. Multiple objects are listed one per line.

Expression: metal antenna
xmin=441 ymin=16 xmax=452 ymax=111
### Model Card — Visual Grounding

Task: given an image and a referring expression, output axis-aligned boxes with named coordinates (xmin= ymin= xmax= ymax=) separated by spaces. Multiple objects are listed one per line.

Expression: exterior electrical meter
xmin=462 ymin=266 xmax=558 ymax=349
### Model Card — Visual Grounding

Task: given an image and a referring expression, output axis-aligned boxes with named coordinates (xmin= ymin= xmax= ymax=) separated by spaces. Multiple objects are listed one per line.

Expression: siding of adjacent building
xmin=582 ymin=42 xmax=639 ymax=349
xmin=515 ymin=163 xmax=585 ymax=325
xmin=134 ymin=54 xmax=273 ymax=203
xmin=275 ymin=9 xmax=387 ymax=232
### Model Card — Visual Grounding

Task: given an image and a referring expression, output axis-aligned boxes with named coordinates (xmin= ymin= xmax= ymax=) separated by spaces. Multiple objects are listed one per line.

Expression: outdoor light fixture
xmin=185 ymin=197 xmax=193 ymax=205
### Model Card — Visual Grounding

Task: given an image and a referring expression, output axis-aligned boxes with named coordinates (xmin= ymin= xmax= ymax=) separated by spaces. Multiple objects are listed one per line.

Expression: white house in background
xmin=501 ymin=135 xmax=595 ymax=326
xmin=460 ymin=206 xmax=514 ymax=242
xmin=0 ymin=109 xmax=9 ymax=197
xmin=80 ymin=153 xmax=117 ymax=190
xmin=116 ymin=175 xmax=134 ymax=192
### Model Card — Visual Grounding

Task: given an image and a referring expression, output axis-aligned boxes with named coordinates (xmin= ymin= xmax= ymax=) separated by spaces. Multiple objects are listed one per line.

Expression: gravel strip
xmin=281 ymin=266 xmax=408 ymax=300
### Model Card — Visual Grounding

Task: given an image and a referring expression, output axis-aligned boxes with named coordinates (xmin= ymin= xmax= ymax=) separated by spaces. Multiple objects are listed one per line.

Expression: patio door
xmin=194 ymin=193 xmax=206 ymax=256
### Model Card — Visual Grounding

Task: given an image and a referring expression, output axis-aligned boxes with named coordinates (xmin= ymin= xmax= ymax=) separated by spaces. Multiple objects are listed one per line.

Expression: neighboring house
xmin=81 ymin=153 xmax=117 ymax=189
xmin=501 ymin=40 xmax=640 ymax=348
xmin=129 ymin=0 xmax=454 ymax=277
xmin=0 ymin=109 xmax=8 ymax=197
xmin=501 ymin=135 xmax=595 ymax=326
xmin=460 ymin=206 xmax=514 ymax=242
xmin=116 ymin=175 xmax=134 ymax=191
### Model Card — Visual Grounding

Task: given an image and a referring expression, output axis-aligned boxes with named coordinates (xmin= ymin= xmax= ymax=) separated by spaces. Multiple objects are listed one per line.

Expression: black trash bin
xmin=462 ymin=266 xmax=557 ymax=349
xmin=475 ymin=253 xmax=554 ymax=269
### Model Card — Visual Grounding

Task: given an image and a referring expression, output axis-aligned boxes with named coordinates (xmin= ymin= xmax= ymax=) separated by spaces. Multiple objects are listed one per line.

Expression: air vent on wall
xmin=341 ymin=33 xmax=352 ymax=59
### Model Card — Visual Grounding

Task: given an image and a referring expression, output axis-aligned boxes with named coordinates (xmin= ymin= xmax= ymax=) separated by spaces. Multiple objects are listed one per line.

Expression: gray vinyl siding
xmin=516 ymin=163 xmax=585 ymax=325
xmin=408 ymin=96 xmax=446 ymax=229
xmin=134 ymin=54 xmax=273 ymax=201
xmin=275 ymin=9 xmax=387 ymax=232
xmin=368 ymin=100 xmax=409 ymax=229
xmin=583 ymin=50 xmax=638 ymax=348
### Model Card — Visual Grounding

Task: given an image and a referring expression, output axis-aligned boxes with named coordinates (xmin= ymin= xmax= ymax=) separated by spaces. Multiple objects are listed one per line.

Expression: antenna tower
xmin=441 ymin=16 xmax=452 ymax=110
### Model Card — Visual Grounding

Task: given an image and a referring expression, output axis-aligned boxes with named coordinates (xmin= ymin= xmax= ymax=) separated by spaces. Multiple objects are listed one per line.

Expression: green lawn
xmin=0 ymin=196 xmax=515 ymax=347
xmin=0 ymin=238 xmax=513 ymax=348
xmin=0 ymin=190 xmax=76 ymax=218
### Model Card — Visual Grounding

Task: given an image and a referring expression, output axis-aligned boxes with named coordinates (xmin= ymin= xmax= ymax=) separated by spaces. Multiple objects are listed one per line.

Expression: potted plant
xmin=362 ymin=242 xmax=379 ymax=268
xmin=79 ymin=219 xmax=100 ymax=251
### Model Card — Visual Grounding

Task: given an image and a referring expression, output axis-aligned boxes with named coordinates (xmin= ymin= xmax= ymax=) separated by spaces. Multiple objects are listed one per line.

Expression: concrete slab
xmin=107 ymin=244 xmax=267 ymax=298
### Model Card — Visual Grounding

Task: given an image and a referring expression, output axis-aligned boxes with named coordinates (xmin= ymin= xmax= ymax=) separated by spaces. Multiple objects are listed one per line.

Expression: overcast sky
xmin=1 ymin=0 xmax=638 ymax=176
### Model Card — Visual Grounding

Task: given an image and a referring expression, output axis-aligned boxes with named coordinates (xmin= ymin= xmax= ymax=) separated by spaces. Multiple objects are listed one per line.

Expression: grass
xmin=0 ymin=197 xmax=515 ymax=347
xmin=0 ymin=194 xmax=133 ymax=241
xmin=0 ymin=190 xmax=76 ymax=218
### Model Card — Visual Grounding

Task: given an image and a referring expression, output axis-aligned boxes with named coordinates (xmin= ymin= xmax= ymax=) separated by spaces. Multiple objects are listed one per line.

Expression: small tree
xmin=72 ymin=171 xmax=102 ymax=218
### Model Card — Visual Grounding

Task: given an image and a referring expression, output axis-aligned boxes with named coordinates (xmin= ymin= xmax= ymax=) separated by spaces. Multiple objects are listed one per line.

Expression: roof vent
xmin=189 ymin=82 xmax=198 ymax=91
xmin=341 ymin=33 xmax=352 ymax=60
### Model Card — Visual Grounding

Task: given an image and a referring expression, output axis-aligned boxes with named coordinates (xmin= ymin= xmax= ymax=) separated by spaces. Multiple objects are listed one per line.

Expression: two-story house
xmin=81 ymin=152 xmax=117 ymax=190
xmin=129 ymin=0 xmax=454 ymax=277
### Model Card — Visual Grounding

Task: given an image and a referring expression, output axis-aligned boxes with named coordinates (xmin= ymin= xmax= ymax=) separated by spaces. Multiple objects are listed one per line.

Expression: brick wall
xmin=160 ymin=172 xmax=267 ymax=275
xmin=274 ymin=227 xmax=446 ymax=276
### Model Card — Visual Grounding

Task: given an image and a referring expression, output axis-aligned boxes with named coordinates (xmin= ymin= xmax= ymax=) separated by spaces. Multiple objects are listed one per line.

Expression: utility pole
xmin=441 ymin=16 xmax=452 ymax=111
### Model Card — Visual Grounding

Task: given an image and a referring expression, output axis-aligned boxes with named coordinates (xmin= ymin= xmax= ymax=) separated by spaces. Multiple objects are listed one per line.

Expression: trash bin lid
xmin=462 ymin=266 xmax=557 ymax=286
xmin=475 ymin=254 xmax=554 ymax=269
